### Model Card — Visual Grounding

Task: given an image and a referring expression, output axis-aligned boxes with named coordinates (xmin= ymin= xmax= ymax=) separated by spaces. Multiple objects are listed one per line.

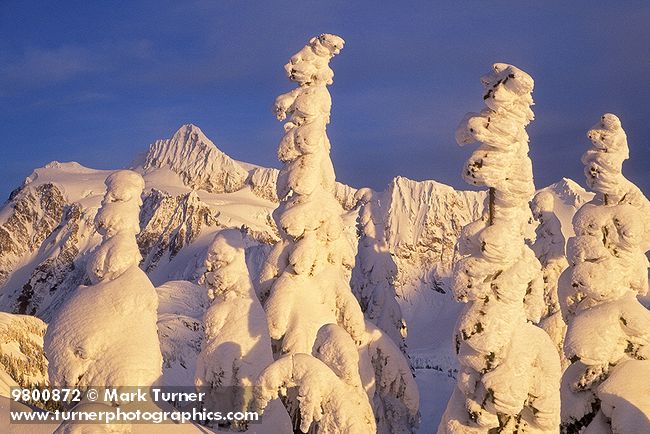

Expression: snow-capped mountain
xmin=142 ymin=124 xmax=250 ymax=194
xmin=0 ymin=124 xmax=485 ymax=319
xmin=0 ymin=123 xmax=592 ymax=428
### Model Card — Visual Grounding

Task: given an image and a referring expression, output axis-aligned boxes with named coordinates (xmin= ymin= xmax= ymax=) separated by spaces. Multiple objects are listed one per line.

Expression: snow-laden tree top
xmin=260 ymin=33 xmax=365 ymax=356
xmin=582 ymin=113 xmax=650 ymax=248
xmin=455 ymin=63 xmax=535 ymax=232
xmin=87 ymin=170 xmax=145 ymax=284
xmin=95 ymin=170 xmax=145 ymax=238
xmin=282 ymin=33 xmax=344 ymax=88
xmin=583 ymin=114 xmax=629 ymax=201
xmin=45 ymin=169 xmax=162 ymax=395
xmin=195 ymin=229 xmax=291 ymax=431
xmin=201 ymin=229 xmax=249 ymax=300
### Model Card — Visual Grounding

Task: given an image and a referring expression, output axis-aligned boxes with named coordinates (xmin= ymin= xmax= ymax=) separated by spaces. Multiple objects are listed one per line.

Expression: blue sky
xmin=1 ymin=1 xmax=648 ymax=200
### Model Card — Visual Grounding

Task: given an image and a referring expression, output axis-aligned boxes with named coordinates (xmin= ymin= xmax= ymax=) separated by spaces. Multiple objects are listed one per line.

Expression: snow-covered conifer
xmin=46 ymin=170 xmax=162 ymax=388
xmin=559 ymin=114 xmax=650 ymax=433
xmin=351 ymin=188 xmax=407 ymax=352
xmin=257 ymin=33 xmax=365 ymax=356
xmin=256 ymin=34 xmax=419 ymax=433
xmin=44 ymin=170 xmax=163 ymax=432
xmin=194 ymin=228 xmax=290 ymax=431
xmin=531 ymin=191 xmax=570 ymax=367
xmin=361 ymin=322 xmax=420 ymax=433
xmin=254 ymin=324 xmax=376 ymax=434
xmin=438 ymin=64 xmax=561 ymax=433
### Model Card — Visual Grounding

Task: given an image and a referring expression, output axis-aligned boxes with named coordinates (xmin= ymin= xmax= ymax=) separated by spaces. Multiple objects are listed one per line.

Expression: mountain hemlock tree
xmin=44 ymin=170 xmax=163 ymax=432
xmin=255 ymin=34 xmax=419 ymax=433
xmin=438 ymin=64 xmax=561 ymax=433
xmin=531 ymin=191 xmax=570 ymax=369
xmin=351 ymin=187 xmax=408 ymax=353
xmin=194 ymin=229 xmax=291 ymax=431
xmin=559 ymin=114 xmax=650 ymax=433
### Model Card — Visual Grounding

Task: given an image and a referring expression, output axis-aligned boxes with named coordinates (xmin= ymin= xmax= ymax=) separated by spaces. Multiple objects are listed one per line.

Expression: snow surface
xmin=156 ymin=280 xmax=207 ymax=388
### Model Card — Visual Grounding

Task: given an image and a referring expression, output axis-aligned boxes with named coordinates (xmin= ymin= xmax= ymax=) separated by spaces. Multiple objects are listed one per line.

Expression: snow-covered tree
xmin=45 ymin=170 xmax=162 ymax=387
xmin=44 ymin=170 xmax=163 ymax=432
xmin=531 ymin=191 xmax=570 ymax=368
xmin=254 ymin=321 xmax=418 ymax=434
xmin=254 ymin=324 xmax=376 ymax=434
xmin=194 ymin=228 xmax=291 ymax=431
xmin=256 ymin=34 xmax=419 ymax=433
xmin=559 ymin=114 xmax=650 ymax=433
xmin=361 ymin=322 xmax=420 ymax=433
xmin=438 ymin=64 xmax=561 ymax=433
xmin=351 ymin=187 xmax=407 ymax=352
xmin=257 ymin=33 xmax=364 ymax=355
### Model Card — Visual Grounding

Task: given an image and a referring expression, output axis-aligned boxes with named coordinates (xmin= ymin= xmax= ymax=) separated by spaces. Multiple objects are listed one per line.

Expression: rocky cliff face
xmin=0 ymin=183 xmax=66 ymax=286
xmin=14 ymin=203 xmax=97 ymax=319
xmin=383 ymin=176 xmax=485 ymax=296
xmin=138 ymin=189 xmax=223 ymax=273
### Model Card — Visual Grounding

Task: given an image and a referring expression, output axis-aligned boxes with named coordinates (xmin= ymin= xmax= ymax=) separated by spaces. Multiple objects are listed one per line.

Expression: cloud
xmin=30 ymin=91 xmax=114 ymax=108
xmin=0 ymin=39 xmax=155 ymax=93
xmin=1 ymin=45 xmax=100 ymax=87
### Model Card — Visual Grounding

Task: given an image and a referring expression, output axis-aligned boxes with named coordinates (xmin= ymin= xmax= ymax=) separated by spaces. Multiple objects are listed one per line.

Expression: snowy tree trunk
xmin=488 ymin=187 xmax=495 ymax=225
xmin=438 ymin=64 xmax=561 ymax=433
xmin=256 ymin=34 xmax=419 ymax=434
xmin=559 ymin=114 xmax=650 ymax=433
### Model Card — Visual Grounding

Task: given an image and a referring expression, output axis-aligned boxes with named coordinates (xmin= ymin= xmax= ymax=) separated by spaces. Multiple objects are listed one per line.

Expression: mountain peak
xmin=142 ymin=124 xmax=249 ymax=194
xmin=545 ymin=177 xmax=592 ymax=208
xmin=171 ymin=123 xmax=209 ymax=143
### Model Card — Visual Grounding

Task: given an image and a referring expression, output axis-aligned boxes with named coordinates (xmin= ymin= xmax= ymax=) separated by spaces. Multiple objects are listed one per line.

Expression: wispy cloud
xmin=0 ymin=39 xmax=155 ymax=93
xmin=1 ymin=45 xmax=100 ymax=86
xmin=30 ymin=91 xmax=114 ymax=108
